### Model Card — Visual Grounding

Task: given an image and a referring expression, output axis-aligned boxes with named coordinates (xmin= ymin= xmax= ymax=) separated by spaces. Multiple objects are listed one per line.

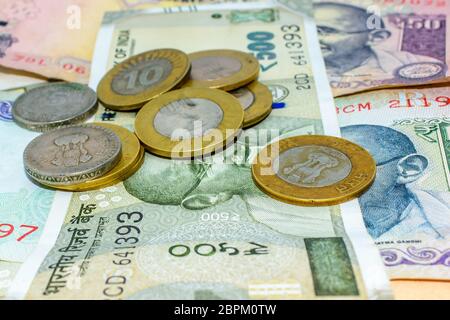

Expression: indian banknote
xmin=336 ymin=85 xmax=450 ymax=280
xmin=0 ymin=67 xmax=45 ymax=91
xmin=279 ymin=0 xmax=450 ymax=97
xmin=0 ymin=86 xmax=55 ymax=298
xmin=0 ymin=0 xmax=265 ymax=83
xmin=6 ymin=3 xmax=391 ymax=299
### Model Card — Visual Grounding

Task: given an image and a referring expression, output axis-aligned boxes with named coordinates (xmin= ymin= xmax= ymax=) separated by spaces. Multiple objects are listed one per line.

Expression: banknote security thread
xmin=135 ymin=87 xmax=244 ymax=159
xmin=39 ymin=123 xmax=143 ymax=191
xmin=97 ymin=48 xmax=191 ymax=111
xmin=184 ymin=49 xmax=260 ymax=91
xmin=24 ymin=124 xmax=122 ymax=186
xmin=12 ymin=82 xmax=98 ymax=132
xmin=229 ymin=81 xmax=273 ymax=128
xmin=252 ymin=135 xmax=376 ymax=206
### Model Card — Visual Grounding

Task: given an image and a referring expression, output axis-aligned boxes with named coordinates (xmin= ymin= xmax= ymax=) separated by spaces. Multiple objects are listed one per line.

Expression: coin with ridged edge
xmin=229 ymin=81 xmax=272 ymax=128
xmin=39 ymin=123 xmax=143 ymax=191
xmin=252 ymin=135 xmax=376 ymax=206
xmin=135 ymin=87 xmax=244 ymax=159
xmin=24 ymin=124 xmax=122 ymax=186
xmin=41 ymin=146 xmax=145 ymax=192
xmin=12 ymin=82 xmax=98 ymax=132
xmin=184 ymin=49 xmax=259 ymax=91
xmin=97 ymin=48 xmax=191 ymax=111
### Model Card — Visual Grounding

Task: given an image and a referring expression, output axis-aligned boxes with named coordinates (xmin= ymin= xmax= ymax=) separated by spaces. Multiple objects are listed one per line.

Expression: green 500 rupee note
xmin=337 ymin=85 xmax=450 ymax=280
xmin=6 ymin=3 xmax=391 ymax=300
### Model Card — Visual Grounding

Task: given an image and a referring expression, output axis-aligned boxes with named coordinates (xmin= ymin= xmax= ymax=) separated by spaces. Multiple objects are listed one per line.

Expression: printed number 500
xmin=0 ymin=224 xmax=39 ymax=242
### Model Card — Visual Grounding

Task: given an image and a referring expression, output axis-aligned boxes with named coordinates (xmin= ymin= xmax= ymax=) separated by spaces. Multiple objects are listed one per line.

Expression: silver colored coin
xmin=24 ymin=124 xmax=122 ymax=186
xmin=111 ymin=58 xmax=173 ymax=95
xmin=12 ymin=82 xmax=98 ymax=132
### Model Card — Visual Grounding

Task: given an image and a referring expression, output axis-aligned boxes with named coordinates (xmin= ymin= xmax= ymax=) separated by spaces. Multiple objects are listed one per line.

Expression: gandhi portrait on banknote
xmin=341 ymin=124 xmax=450 ymax=240
xmin=314 ymin=2 xmax=444 ymax=80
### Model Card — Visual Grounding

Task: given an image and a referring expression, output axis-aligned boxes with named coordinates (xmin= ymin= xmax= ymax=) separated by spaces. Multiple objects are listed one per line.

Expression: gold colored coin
xmin=184 ymin=49 xmax=259 ymax=91
xmin=229 ymin=81 xmax=272 ymax=128
xmin=41 ymin=123 xmax=143 ymax=191
xmin=252 ymin=135 xmax=376 ymax=206
xmin=97 ymin=49 xmax=190 ymax=111
xmin=135 ymin=87 xmax=244 ymax=159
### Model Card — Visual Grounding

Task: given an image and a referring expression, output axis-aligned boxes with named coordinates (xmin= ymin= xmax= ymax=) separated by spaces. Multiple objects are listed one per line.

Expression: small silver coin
xmin=23 ymin=124 xmax=122 ymax=186
xmin=13 ymin=82 xmax=98 ymax=132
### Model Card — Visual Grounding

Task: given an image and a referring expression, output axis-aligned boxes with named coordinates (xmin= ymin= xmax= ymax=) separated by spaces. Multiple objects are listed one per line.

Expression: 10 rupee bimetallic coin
xmin=229 ymin=81 xmax=272 ymax=128
xmin=184 ymin=49 xmax=259 ymax=91
xmin=12 ymin=82 xmax=98 ymax=132
xmin=24 ymin=124 xmax=122 ymax=186
xmin=135 ymin=87 xmax=244 ymax=159
xmin=97 ymin=48 xmax=191 ymax=111
xmin=252 ymin=135 xmax=376 ymax=206
xmin=40 ymin=123 xmax=143 ymax=191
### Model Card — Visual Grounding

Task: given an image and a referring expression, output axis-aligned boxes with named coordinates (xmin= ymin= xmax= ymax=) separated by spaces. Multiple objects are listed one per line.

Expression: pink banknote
xmin=0 ymin=0 xmax=192 ymax=83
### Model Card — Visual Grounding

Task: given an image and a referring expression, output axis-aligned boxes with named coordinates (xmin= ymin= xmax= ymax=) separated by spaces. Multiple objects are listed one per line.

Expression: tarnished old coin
xmin=135 ymin=87 xmax=243 ymax=158
xmin=97 ymin=49 xmax=190 ymax=111
xmin=42 ymin=147 xmax=145 ymax=191
xmin=229 ymin=81 xmax=272 ymax=128
xmin=252 ymin=135 xmax=376 ymax=206
xmin=40 ymin=123 xmax=143 ymax=191
xmin=184 ymin=49 xmax=259 ymax=91
xmin=24 ymin=124 xmax=122 ymax=186
xmin=12 ymin=82 xmax=98 ymax=132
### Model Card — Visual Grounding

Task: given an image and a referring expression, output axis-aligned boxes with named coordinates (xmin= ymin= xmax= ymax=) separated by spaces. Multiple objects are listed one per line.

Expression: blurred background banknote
xmin=0 ymin=0 xmax=262 ymax=84
xmin=280 ymin=0 xmax=450 ymax=96
xmin=5 ymin=3 xmax=392 ymax=300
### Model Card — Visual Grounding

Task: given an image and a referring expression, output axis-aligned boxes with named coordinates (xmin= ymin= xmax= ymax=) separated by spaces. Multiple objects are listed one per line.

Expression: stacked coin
xmin=96 ymin=48 xmax=273 ymax=159
xmin=23 ymin=123 xmax=144 ymax=191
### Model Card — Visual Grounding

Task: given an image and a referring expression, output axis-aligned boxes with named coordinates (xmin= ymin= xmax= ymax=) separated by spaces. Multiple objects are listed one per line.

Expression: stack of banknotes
xmin=0 ymin=0 xmax=449 ymax=300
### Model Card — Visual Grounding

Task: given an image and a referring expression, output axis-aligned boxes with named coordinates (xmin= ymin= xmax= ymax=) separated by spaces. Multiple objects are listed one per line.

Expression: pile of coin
xmin=17 ymin=48 xmax=376 ymax=206
xmin=12 ymin=81 xmax=143 ymax=191
xmin=97 ymin=48 xmax=273 ymax=158
xmin=23 ymin=123 xmax=144 ymax=191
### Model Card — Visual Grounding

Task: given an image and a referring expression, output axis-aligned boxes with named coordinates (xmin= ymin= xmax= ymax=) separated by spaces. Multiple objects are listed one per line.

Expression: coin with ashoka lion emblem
xmin=23 ymin=124 xmax=122 ymax=186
